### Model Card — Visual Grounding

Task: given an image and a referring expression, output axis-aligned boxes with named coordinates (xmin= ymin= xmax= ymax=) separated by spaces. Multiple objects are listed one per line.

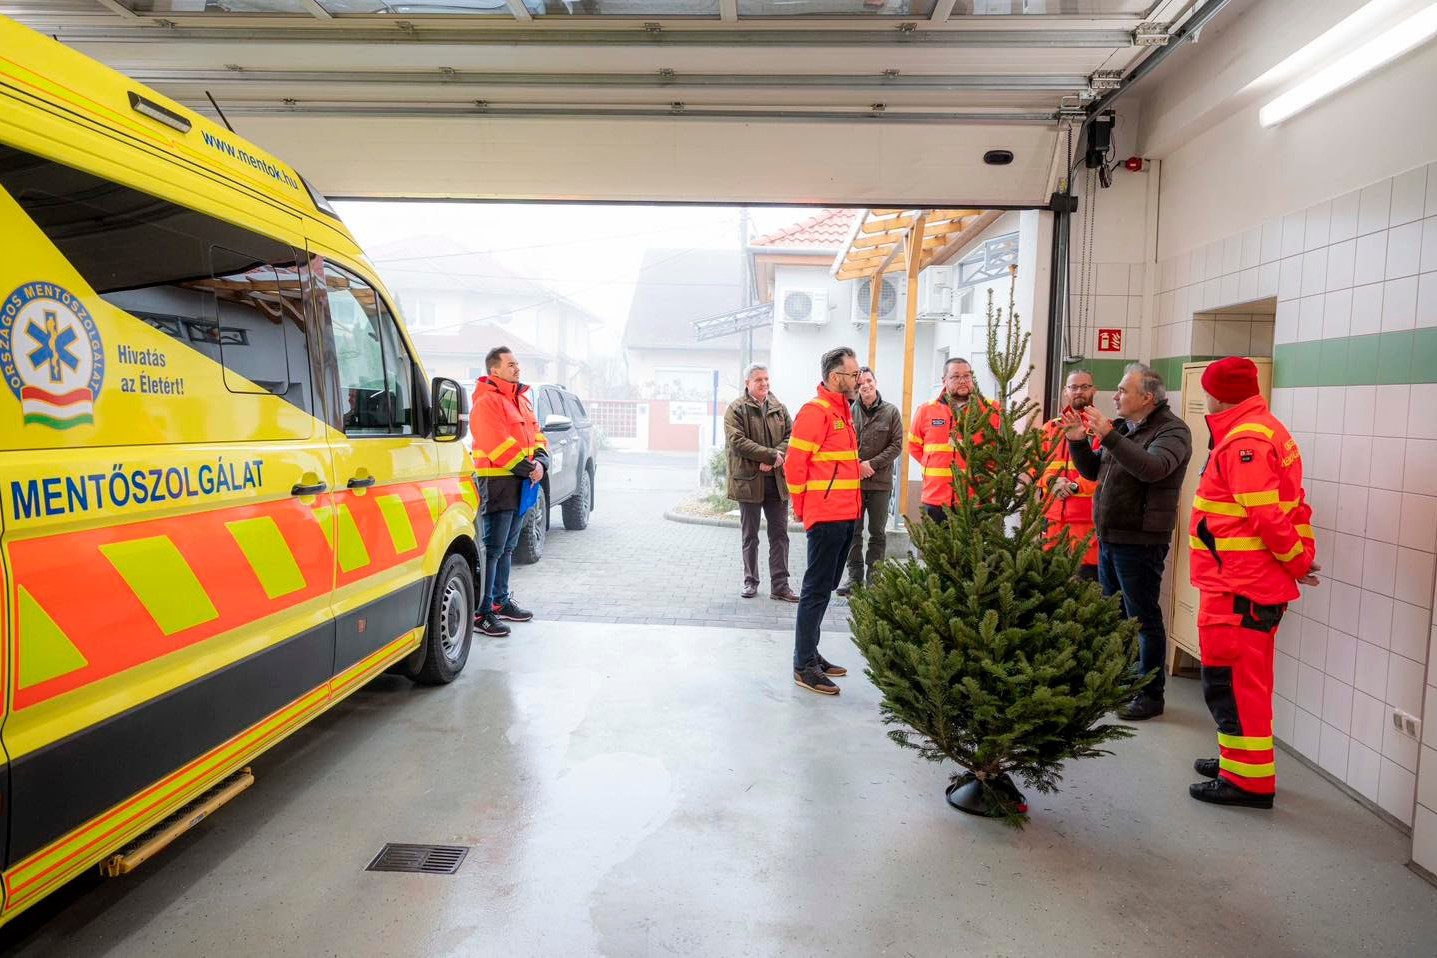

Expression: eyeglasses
xmin=835 ymin=370 xmax=862 ymax=379
xmin=1067 ymin=384 xmax=1096 ymax=391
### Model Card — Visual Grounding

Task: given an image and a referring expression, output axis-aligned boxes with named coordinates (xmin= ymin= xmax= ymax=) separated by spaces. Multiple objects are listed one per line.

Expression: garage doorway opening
xmin=338 ymin=199 xmax=1042 ymax=630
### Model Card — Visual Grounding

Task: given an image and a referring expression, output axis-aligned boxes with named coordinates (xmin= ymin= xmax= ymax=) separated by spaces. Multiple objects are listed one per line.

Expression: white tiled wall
xmin=1191 ymin=311 xmax=1276 ymax=359
xmin=1068 ymin=260 xmax=1147 ymax=361
xmin=1160 ymin=163 xmax=1437 ymax=856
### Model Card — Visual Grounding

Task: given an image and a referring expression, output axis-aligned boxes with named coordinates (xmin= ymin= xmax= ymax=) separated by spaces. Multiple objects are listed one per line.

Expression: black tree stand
xmin=946 ymin=773 xmax=1029 ymax=817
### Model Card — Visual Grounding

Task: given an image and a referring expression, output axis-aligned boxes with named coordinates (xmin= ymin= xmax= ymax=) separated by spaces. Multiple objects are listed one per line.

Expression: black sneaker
xmin=1189 ymin=777 xmax=1273 ymax=809
xmin=794 ymin=665 xmax=840 ymax=695
xmin=1118 ymin=694 xmax=1164 ymax=721
xmin=1194 ymin=758 xmax=1219 ymax=779
xmin=492 ymin=599 xmax=533 ymax=622
xmin=475 ymin=612 xmax=511 ymax=637
xmin=818 ymin=655 xmax=847 ymax=677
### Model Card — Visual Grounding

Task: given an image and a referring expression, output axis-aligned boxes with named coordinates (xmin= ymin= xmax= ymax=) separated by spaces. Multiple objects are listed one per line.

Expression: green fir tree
xmin=849 ymin=268 xmax=1146 ymax=827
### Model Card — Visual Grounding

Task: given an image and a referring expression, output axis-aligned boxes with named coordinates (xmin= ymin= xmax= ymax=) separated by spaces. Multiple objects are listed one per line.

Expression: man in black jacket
xmin=838 ymin=367 xmax=904 ymax=596
xmin=1065 ymin=363 xmax=1192 ymax=721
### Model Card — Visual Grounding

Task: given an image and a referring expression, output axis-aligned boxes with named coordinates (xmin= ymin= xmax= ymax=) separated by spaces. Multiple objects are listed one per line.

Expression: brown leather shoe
xmin=741 ymin=583 xmax=758 ymax=599
xmin=770 ymin=586 xmax=800 ymax=603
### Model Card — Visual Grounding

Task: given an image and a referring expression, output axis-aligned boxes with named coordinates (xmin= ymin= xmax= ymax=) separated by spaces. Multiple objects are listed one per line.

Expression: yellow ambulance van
xmin=0 ymin=16 xmax=480 ymax=922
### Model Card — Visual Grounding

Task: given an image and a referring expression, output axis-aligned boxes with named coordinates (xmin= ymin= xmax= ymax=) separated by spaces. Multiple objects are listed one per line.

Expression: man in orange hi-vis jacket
xmin=785 ymin=346 xmax=863 ymax=696
xmin=470 ymin=345 xmax=550 ymax=639
xmin=1038 ymin=369 xmax=1102 ymax=580
xmin=1188 ymin=357 xmax=1320 ymax=809
xmin=908 ymin=357 xmax=1002 ymax=522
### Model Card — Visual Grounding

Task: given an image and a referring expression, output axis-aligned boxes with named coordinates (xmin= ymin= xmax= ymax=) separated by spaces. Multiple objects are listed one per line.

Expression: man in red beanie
xmin=1187 ymin=356 xmax=1320 ymax=808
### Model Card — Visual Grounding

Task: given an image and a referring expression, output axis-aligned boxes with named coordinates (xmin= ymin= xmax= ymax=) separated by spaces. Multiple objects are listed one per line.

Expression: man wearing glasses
xmin=1037 ymin=369 xmax=1103 ymax=580
xmin=907 ymin=357 xmax=1002 ymax=523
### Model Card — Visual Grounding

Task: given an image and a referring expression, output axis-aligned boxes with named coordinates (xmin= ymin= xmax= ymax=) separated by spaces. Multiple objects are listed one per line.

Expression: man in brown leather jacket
xmin=838 ymin=366 xmax=904 ymax=596
xmin=724 ymin=363 xmax=798 ymax=602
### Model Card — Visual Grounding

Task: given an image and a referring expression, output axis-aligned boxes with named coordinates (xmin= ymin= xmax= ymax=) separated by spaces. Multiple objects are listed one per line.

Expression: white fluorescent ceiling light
xmin=1260 ymin=2 xmax=1437 ymax=127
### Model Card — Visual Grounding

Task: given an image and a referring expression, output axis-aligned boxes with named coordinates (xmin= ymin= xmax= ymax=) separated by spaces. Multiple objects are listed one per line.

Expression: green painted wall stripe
xmin=100 ymin=536 xmax=219 ymax=636
xmin=1062 ymin=358 xmax=1130 ymax=391
xmin=226 ymin=516 xmax=307 ymax=600
xmin=17 ymin=585 xmax=88 ymax=689
xmin=1273 ymin=329 xmax=1437 ymax=388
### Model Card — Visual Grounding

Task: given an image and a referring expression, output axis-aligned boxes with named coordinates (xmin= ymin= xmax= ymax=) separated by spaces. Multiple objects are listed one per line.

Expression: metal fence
xmin=589 ymin=399 xmax=639 ymax=439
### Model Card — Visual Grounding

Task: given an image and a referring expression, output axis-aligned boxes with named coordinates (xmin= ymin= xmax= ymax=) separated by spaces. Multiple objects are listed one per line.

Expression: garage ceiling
xmin=1 ymin=1 xmax=1221 ymax=204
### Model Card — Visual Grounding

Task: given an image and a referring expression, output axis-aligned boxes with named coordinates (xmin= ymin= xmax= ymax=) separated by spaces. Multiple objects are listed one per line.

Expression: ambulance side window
xmin=0 ymin=142 xmax=314 ymax=418
xmin=321 ymin=264 xmax=414 ymax=437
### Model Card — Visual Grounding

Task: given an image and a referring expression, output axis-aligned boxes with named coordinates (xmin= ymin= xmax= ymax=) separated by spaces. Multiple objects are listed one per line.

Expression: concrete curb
xmin=663 ymin=508 xmax=805 ymax=533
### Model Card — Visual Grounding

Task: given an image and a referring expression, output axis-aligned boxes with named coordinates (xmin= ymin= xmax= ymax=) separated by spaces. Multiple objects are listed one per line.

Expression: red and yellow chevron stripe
xmin=6 ymin=477 xmax=468 ymax=711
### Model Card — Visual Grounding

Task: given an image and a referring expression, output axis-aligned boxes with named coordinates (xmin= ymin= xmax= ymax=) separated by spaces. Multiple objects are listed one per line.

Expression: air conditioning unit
xmin=918 ymin=266 xmax=954 ymax=320
xmin=780 ymin=289 xmax=829 ymax=325
xmin=851 ymin=275 xmax=906 ymax=326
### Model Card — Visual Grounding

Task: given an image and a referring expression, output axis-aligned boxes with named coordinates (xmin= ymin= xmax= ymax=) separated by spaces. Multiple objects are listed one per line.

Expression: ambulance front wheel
xmin=414 ymin=552 xmax=474 ymax=686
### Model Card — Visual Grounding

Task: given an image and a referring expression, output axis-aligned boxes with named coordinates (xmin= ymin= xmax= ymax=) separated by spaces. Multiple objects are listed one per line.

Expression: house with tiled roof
xmin=368 ymin=235 xmax=601 ymax=395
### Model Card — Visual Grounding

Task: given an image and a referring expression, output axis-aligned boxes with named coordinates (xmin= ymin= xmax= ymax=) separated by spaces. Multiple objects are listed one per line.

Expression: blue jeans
xmin=1097 ymin=541 xmax=1170 ymax=699
xmin=481 ymin=509 xmax=526 ymax=611
xmin=794 ymin=520 xmax=855 ymax=669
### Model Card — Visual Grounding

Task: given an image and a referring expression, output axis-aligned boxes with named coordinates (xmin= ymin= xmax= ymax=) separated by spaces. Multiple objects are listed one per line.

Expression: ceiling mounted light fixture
xmin=1259 ymin=2 xmax=1437 ymax=128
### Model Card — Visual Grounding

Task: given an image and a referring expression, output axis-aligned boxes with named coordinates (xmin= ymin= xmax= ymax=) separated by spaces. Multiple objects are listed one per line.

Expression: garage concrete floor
xmin=4 ymin=621 xmax=1435 ymax=957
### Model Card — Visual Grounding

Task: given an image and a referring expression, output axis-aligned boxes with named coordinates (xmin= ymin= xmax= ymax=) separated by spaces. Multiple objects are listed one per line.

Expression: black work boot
xmin=1189 ymin=778 xmax=1273 ymax=809
xmin=1194 ymin=758 xmax=1219 ymax=779
xmin=1118 ymin=693 xmax=1164 ymax=721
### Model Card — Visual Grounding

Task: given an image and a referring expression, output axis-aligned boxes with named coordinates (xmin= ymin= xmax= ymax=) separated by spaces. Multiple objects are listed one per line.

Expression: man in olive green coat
xmin=725 ymin=363 xmax=798 ymax=601
xmin=838 ymin=366 xmax=904 ymax=595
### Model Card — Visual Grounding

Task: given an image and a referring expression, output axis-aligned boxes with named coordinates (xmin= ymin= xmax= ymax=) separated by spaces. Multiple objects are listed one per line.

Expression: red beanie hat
xmin=1201 ymin=357 xmax=1260 ymax=404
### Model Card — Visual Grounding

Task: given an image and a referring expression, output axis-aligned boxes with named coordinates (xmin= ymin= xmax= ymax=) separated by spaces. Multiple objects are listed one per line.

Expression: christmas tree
xmin=849 ymin=270 xmax=1145 ymax=827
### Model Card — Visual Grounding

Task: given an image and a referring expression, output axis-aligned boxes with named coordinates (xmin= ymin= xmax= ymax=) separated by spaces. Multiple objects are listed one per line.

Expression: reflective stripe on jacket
xmin=1188 ymin=394 xmax=1315 ymax=605
xmin=785 ymin=383 xmax=862 ymax=529
xmin=470 ymin=376 xmax=547 ymax=478
xmin=906 ymin=391 xmax=1002 ymax=507
xmin=1038 ymin=410 xmax=1100 ymax=565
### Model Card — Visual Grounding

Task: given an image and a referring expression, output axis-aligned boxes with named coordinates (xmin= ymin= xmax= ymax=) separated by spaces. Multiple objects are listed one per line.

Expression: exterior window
xmin=321 ymin=263 xmax=416 ymax=437
xmin=0 ymin=142 xmax=313 ymax=416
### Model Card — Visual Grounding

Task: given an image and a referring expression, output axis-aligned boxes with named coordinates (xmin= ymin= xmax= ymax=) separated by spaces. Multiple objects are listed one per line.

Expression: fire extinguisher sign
xmin=1097 ymin=328 xmax=1123 ymax=353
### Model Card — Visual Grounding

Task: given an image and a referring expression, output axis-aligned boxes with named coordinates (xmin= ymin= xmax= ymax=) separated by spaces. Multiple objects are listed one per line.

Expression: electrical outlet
xmin=1392 ymin=708 xmax=1421 ymax=739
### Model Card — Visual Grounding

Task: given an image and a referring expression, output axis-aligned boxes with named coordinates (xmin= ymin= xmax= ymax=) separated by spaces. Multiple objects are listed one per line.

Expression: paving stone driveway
xmin=507 ymin=450 xmax=911 ymax=633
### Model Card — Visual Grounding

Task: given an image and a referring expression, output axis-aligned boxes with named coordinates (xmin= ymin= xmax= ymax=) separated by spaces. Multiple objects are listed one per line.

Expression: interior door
xmin=315 ymin=259 xmax=438 ymax=678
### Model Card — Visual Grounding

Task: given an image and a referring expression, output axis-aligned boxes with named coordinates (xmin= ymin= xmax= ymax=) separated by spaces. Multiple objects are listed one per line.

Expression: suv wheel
xmin=514 ymin=487 xmax=547 ymax=564
xmin=561 ymin=467 xmax=592 ymax=531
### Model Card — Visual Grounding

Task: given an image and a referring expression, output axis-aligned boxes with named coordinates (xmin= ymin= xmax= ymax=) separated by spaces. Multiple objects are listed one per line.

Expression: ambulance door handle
xmin=291 ymin=481 xmax=328 ymax=496
xmin=347 ymin=476 xmax=376 ymax=489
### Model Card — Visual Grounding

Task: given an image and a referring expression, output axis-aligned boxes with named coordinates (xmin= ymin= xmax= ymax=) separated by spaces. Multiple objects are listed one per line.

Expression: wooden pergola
xmin=832 ymin=207 xmax=998 ymax=520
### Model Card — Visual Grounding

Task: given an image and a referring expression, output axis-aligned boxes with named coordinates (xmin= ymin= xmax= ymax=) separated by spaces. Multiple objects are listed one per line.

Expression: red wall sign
xmin=1097 ymin=328 xmax=1123 ymax=353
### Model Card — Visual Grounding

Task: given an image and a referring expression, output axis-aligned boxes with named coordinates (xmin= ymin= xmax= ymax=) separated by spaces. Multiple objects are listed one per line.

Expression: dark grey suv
xmin=514 ymin=383 xmax=597 ymax=564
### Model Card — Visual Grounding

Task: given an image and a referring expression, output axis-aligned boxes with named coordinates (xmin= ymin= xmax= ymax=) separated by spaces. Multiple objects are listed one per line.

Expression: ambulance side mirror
xmin=432 ymin=377 xmax=468 ymax=441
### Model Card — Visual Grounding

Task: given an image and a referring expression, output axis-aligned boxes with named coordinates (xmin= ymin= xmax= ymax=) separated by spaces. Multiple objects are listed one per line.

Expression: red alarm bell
xmin=1124 ymin=156 xmax=1147 ymax=173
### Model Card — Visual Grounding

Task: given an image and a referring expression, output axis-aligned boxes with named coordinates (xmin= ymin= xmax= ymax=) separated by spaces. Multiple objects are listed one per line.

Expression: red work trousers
xmin=1199 ymin=592 xmax=1284 ymax=796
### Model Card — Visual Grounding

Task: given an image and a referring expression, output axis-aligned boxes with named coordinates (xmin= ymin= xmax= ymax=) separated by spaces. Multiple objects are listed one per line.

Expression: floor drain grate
xmin=366 ymin=843 xmax=469 ymax=875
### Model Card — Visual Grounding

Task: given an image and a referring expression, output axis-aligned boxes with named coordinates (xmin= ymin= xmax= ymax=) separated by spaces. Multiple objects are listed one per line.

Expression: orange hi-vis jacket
xmin=785 ymin=383 xmax=862 ymax=530
xmin=470 ymin=376 xmax=549 ymax=479
xmin=1038 ymin=409 xmax=1101 ymax=565
xmin=1189 ymin=394 xmax=1315 ymax=607
xmin=907 ymin=391 xmax=1003 ymax=507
